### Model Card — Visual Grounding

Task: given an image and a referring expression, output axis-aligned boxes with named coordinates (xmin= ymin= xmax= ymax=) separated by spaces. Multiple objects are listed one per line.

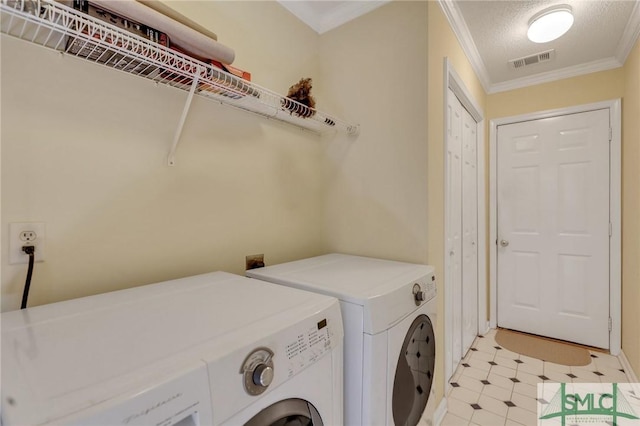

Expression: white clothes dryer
xmin=247 ymin=254 xmax=437 ymax=426
xmin=1 ymin=272 xmax=343 ymax=426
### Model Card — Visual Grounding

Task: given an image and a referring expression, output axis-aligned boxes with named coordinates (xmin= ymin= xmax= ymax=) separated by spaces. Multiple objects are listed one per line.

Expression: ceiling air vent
xmin=509 ymin=49 xmax=555 ymax=69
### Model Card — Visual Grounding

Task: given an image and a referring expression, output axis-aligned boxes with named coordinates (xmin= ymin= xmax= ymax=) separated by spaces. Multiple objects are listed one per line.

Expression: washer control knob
xmin=412 ymin=283 xmax=425 ymax=306
xmin=253 ymin=364 xmax=274 ymax=387
xmin=241 ymin=347 xmax=274 ymax=396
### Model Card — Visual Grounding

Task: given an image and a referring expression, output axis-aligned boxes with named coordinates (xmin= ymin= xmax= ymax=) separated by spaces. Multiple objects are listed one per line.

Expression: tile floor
xmin=441 ymin=329 xmax=632 ymax=425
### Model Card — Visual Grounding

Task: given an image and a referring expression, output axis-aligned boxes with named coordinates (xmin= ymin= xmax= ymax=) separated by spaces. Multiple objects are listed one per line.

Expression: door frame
xmin=443 ymin=58 xmax=487 ymax=384
xmin=489 ymin=99 xmax=621 ymax=355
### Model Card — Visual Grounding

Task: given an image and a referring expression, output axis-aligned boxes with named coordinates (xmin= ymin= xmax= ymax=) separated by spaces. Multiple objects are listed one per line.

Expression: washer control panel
xmin=211 ymin=301 xmax=342 ymax=421
xmin=238 ymin=316 xmax=335 ymax=396
xmin=240 ymin=347 xmax=274 ymax=396
xmin=411 ymin=274 xmax=437 ymax=306
xmin=284 ymin=317 xmax=332 ymax=379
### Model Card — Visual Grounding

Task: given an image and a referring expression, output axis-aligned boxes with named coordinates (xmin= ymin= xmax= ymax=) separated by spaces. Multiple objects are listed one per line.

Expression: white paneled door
xmin=462 ymin=106 xmax=478 ymax=353
xmin=447 ymin=90 xmax=463 ymax=366
xmin=447 ymin=89 xmax=478 ymax=375
xmin=497 ymin=109 xmax=610 ymax=349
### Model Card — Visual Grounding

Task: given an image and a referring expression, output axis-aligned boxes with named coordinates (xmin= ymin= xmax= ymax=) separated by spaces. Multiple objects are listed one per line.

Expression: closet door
xmin=462 ymin=110 xmax=478 ymax=353
xmin=447 ymin=90 xmax=463 ymax=365
xmin=446 ymin=89 xmax=478 ymax=376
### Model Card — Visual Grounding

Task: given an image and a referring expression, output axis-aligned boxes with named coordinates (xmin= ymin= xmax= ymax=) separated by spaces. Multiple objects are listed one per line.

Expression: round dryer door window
xmin=392 ymin=314 xmax=436 ymax=426
xmin=244 ymin=398 xmax=323 ymax=426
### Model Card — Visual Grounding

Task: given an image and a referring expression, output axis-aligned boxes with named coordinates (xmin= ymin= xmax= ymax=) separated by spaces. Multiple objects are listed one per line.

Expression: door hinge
xmin=609 ymin=128 xmax=612 ymax=142
xmin=609 ymin=222 xmax=613 ymax=237
xmin=608 ymin=317 xmax=612 ymax=332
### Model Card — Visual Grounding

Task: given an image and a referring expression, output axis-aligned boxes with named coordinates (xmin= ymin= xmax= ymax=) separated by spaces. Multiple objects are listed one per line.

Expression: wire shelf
xmin=0 ymin=0 xmax=360 ymax=138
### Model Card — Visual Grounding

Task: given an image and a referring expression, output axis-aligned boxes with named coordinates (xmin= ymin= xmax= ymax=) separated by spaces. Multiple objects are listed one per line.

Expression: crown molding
xmin=615 ymin=0 xmax=640 ymax=64
xmin=437 ymin=0 xmax=492 ymax=93
xmin=488 ymin=56 xmax=624 ymax=94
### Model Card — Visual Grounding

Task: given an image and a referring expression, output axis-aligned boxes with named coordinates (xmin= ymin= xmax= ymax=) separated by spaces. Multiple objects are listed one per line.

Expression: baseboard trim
xmin=433 ymin=397 xmax=447 ymax=426
xmin=619 ymin=350 xmax=639 ymax=383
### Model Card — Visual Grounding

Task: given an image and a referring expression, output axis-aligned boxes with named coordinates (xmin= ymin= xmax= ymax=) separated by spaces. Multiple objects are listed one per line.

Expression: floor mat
xmin=495 ymin=328 xmax=592 ymax=366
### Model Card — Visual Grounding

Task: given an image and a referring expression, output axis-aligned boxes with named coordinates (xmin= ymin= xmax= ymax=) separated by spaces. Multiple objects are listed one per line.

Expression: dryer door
xmin=392 ymin=314 xmax=436 ymax=426
xmin=244 ymin=398 xmax=323 ymax=426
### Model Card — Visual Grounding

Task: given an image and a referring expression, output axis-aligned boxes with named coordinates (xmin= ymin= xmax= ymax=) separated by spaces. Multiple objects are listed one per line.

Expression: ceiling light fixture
xmin=527 ymin=5 xmax=574 ymax=43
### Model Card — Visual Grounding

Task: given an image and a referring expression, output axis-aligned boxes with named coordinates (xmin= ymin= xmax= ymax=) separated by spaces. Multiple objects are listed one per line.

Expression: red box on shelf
xmin=162 ymin=46 xmax=258 ymax=100
xmin=211 ymin=60 xmax=251 ymax=82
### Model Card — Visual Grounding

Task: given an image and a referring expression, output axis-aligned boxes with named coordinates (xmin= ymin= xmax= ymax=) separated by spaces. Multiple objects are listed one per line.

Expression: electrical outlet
xmin=246 ymin=254 xmax=265 ymax=270
xmin=9 ymin=222 xmax=45 ymax=264
xmin=20 ymin=231 xmax=37 ymax=243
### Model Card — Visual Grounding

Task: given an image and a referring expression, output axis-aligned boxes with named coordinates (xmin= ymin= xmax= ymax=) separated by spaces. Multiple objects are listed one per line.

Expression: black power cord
xmin=20 ymin=245 xmax=35 ymax=310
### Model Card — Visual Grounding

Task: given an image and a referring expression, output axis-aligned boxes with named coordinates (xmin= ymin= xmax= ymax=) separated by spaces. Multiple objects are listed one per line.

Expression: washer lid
xmin=1 ymin=271 xmax=337 ymax=425
xmin=247 ymin=254 xmax=436 ymax=334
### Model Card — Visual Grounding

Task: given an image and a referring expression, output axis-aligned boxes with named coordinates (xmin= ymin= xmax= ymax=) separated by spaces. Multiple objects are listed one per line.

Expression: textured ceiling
xmin=280 ymin=0 xmax=640 ymax=93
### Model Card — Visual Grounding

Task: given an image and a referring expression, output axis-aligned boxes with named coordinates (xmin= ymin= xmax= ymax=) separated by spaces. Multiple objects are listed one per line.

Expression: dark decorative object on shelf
xmin=283 ymin=77 xmax=316 ymax=118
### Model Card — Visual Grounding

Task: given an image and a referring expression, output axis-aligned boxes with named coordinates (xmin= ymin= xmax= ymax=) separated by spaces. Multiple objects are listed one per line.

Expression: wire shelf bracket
xmin=168 ymin=69 xmax=200 ymax=166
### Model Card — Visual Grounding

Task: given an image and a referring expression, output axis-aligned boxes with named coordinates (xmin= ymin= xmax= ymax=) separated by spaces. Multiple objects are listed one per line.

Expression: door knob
xmin=500 ymin=239 xmax=509 ymax=247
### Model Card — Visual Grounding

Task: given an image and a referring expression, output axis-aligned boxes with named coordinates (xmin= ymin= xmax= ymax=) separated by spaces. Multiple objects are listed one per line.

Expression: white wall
xmin=1 ymin=1 xmax=328 ymax=310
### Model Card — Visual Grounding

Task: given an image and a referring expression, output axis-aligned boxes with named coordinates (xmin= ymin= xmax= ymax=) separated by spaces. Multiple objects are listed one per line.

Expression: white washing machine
xmin=247 ymin=253 xmax=437 ymax=426
xmin=1 ymin=271 xmax=343 ymax=426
